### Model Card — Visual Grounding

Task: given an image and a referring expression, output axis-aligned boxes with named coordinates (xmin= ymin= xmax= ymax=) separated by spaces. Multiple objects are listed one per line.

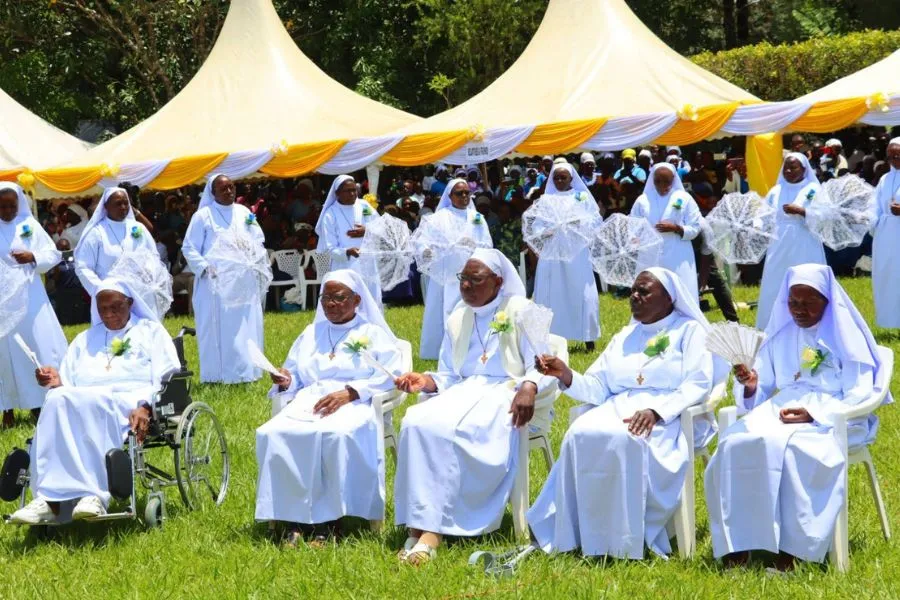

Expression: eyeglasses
xmin=451 ymin=190 xmax=470 ymax=197
xmin=456 ymin=273 xmax=489 ymax=285
xmin=321 ymin=293 xmax=351 ymax=305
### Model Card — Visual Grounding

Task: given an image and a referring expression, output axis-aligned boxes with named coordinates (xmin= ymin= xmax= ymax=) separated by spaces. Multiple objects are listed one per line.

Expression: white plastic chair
xmin=717 ymin=345 xmax=893 ymax=572
xmin=298 ymin=251 xmax=331 ymax=310
xmin=270 ymin=249 xmax=302 ymax=309
xmin=509 ymin=334 xmax=568 ymax=540
xmin=565 ymin=376 xmax=728 ymax=557
xmin=369 ymin=339 xmax=412 ymax=531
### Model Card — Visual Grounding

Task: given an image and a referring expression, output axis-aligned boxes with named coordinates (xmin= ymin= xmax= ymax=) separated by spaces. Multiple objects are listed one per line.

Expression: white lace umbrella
xmin=515 ymin=302 xmax=554 ymax=355
xmin=808 ymin=175 xmax=875 ymax=250
xmin=0 ymin=260 xmax=30 ymax=339
xmin=522 ymin=194 xmax=600 ymax=261
xmin=109 ymin=248 xmax=174 ymax=320
xmin=205 ymin=229 xmax=273 ymax=307
xmin=589 ymin=213 xmax=663 ymax=288
xmin=409 ymin=214 xmax=480 ymax=286
xmin=359 ymin=214 xmax=414 ymax=291
xmin=705 ymin=192 xmax=777 ymax=264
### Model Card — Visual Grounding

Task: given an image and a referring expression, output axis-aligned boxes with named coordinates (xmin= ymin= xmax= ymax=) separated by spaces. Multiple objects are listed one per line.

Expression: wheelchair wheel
xmin=174 ymin=402 xmax=229 ymax=510
xmin=144 ymin=496 xmax=163 ymax=528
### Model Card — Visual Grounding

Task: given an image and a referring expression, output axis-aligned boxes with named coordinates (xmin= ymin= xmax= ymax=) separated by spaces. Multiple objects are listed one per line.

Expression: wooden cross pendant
xmin=636 ymin=373 xmax=645 ymax=385
xmin=105 ymin=364 xmax=112 ymax=372
xmin=480 ymin=353 xmax=488 ymax=364
xmin=794 ymin=371 xmax=801 ymax=381
xmin=328 ymin=352 xmax=336 ymax=360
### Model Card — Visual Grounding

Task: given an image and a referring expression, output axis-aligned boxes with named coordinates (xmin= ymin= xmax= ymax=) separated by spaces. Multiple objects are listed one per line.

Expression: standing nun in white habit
xmin=528 ymin=267 xmax=715 ymax=559
xmin=9 ymin=278 xmax=179 ymax=524
xmin=870 ymin=138 xmax=900 ymax=328
xmin=532 ymin=162 xmax=601 ymax=351
xmin=315 ymin=175 xmax=382 ymax=308
xmin=418 ymin=178 xmax=493 ymax=360
xmin=705 ymin=264 xmax=889 ymax=570
xmin=74 ymin=186 xmax=157 ymax=296
xmin=182 ymin=173 xmax=266 ymax=384
xmin=0 ymin=182 xmax=67 ymax=428
xmin=255 ymin=269 xmax=402 ymax=547
xmin=755 ymin=153 xmax=825 ymax=329
xmin=630 ymin=163 xmax=702 ymax=301
xmin=394 ymin=248 xmax=552 ymax=565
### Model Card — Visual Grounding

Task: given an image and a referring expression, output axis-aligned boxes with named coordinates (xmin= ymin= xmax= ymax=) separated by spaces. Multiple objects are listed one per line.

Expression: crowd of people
xmin=0 ymin=129 xmax=897 ymax=574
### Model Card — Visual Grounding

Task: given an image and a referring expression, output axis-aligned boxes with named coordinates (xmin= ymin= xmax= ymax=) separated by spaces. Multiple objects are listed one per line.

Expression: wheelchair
xmin=0 ymin=327 xmax=230 ymax=528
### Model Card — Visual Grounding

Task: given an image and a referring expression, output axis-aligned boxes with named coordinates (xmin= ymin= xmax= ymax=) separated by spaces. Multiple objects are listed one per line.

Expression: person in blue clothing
xmin=429 ymin=165 xmax=450 ymax=197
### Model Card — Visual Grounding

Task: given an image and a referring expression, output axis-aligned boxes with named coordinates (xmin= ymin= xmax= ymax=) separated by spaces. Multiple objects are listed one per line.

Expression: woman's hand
xmin=779 ymin=407 xmax=813 ymax=424
xmin=535 ymin=355 xmax=573 ymax=387
xmin=783 ymin=204 xmax=806 ymax=217
xmin=890 ymin=202 xmax=900 ymax=216
xmin=509 ymin=382 xmax=537 ymax=428
xmin=35 ymin=366 xmax=61 ymax=389
xmin=271 ymin=368 xmax=291 ymax=391
xmin=655 ymin=221 xmax=684 ymax=237
xmin=346 ymin=225 xmax=366 ymax=238
xmin=10 ymin=250 xmax=35 ymax=265
xmin=395 ymin=372 xmax=436 ymax=394
xmin=346 ymin=247 xmax=361 ymax=258
xmin=314 ymin=387 xmax=358 ymax=417
xmin=128 ymin=406 xmax=152 ymax=444
xmin=624 ymin=409 xmax=660 ymax=437
xmin=733 ymin=364 xmax=758 ymax=397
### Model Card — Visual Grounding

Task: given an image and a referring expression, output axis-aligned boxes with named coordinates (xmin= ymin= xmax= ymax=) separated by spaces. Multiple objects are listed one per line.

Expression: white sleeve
xmin=28 ymin=220 xmax=62 ymax=275
xmin=427 ymin=328 xmax=462 ymax=393
xmin=182 ymin=212 xmax=209 ymax=275
xmin=734 ymin=342 xmax=776 ymax=414
xmin=563 ymin=343 xmax=614 ymax=406
xmin=805 ymin=361 xmax=875 ymax=427
xmin=74 ymin=229 xmax=104 ymax=295
xmin=646 ymin=323 xmax=713 ymax=424
xmin=344 ymin=327 xmax=404 ymax=403
xmin=679 ymin=196 xmax=702 ymax=241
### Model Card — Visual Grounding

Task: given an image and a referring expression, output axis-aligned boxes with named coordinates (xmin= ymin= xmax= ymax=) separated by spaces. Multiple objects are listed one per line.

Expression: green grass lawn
xmin=0 ymin=277 xmax=897 ymax=598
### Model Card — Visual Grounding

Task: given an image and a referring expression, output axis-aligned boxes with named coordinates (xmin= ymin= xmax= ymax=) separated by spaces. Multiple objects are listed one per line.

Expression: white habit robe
xmin=419 ymin=206 xmax=493 ymax=359
xmin=532 ymin=190 xmax=600 ymax=342
xmin=316 ymin=199 xmax=382 ymax=307
xmin=870 ymin=166 xmax=900 ymax=328
xmin=705 ymin=324 xmax=875 ymax=562
xmin=74 ymin=218 xmax=156 ymax=296
xmin=528 ymin=312 xmax=713 ymax=558
xmin=182 ymin=202 xmax=264 ymax=383
xmin=395 ymin=294 xmax=553 ymax=536
xmin=755 ymin=157 xmax=825 ymax=329
xmin=0 ymin=215 xmax=67 ymax=411
xmin=630 ymin=172 xmax=702 ymax=301
xmin=255 ymin=316 xmax=402 ymax=524
xmin=32 ymin=317 xmax=179 ymax=506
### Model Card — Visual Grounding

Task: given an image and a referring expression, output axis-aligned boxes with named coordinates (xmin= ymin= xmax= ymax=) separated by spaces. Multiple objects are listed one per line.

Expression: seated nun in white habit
xmin=182 ymin=173 xmax=266 ymax=384
xmin=255 ymin=269 xmax=402 ymax=547
xmin=531 ymin=162 xmax=601 ymax=351
xmin=528 ymin=267 xmax=715 ymax=559
xmin=315 ymin=175 xmax=382 ymax=308
xmin=394 ymin=248 xmax=552 ymax=565
xmin=9 ymin=279 xmax=179 ymax=524
xmin=630 ymin=163 xmax=702 ymax=300
xmin=706 ymin=264 xmax=889 ymax=571
xmin=755 ymin=153 xmax=825 ymax=329
xmin=0 ymin=183 xmax=67 ymax=428
xmin=74 ymin=186 xmax=157 ymax=296
xmin=418 ymin=178 xmax=493 ymax=360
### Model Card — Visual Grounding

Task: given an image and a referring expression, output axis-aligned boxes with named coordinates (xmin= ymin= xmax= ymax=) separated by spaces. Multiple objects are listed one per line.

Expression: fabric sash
xmin=447 ymin=295 xmax=530 ymax=379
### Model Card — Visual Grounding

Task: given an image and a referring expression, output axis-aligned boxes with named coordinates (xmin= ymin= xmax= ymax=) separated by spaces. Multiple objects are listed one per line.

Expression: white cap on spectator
xmin=553 ymin=157 xmax=568 ymax=165
xmin=666 ymin=145 xmax=681 ymax=156
xmin=580 ymin=152 xmax=595 ymax=165
xmin=825 ymin=138 xmax=842 ymax=148
xmin=639 ymin=149 xmax=653 ymax=159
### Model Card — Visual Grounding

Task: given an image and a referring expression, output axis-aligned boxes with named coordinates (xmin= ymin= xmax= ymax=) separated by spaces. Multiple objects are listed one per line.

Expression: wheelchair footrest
xmin=105 ymin=449 xmax=133 ymax=501
xmin=1 ymin=448 xmax=30 ymax=502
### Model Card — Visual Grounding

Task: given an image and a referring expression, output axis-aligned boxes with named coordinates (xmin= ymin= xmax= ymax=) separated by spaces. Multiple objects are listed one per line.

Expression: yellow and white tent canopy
xmin=0 ymin=87 xmax=91 ymax=180
xmin=31 ymin=0 xmax=419 ymax=195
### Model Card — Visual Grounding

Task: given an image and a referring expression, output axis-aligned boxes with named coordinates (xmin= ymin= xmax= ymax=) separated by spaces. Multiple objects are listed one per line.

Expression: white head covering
xmin=642 ymin=162 xmax=686 ymax=200
xmin=0 ymin=182 xmax=32 ymax=220
xmin=198 ymin=173 xmax=230 ymax=211
xmin=580 ymin=152 xmax=595 ymax=165
xmin=435 ymin=164 xmax=449 ymax=176
xmin=315 ymin=269 xmax=396 ymax=341
xmin=67 ymin=203 xmax=88 ymax=222
xmin=468 ymin=248 xmax=527 ymax=298
xmin=314 ymin=174 xmax=355 ymax=238
xmin=545 ymin=162 xmax=590 ymax=195
xmin=436 ymin=177 xmax=471 ymax=212
xmin=641 ymin=267 xmax=708 ymax=329
xmin=76 ymin=187 xmax=135 ymax=252
xmin=639 ymin=149 xmax=653 ymax=159
xmin=890 ymin=137 xmax=900 ymax=148
xmin=91 ymin=277 xmax=157 ymax=326
xmin=825 ymin=138 xmax=842 ymax=148
xmin=765 ymin=265 xmax=885 ymax=382
xmin=553 ymin=157 xmax=568 ymax=165
xmin=777 ymin=152 xmax=819 ymax=190
xmin=666 ymin=146 xmax=682 ymax=156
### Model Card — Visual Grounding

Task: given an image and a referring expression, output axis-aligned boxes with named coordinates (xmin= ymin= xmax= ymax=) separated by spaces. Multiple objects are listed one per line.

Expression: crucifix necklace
xmin=473 ymin=318 xmax=490 ymax=364
xmin=326 ymin=327 xmax=350 ymax=360
xmin=104 ymin=328 xmax=131 ymax=371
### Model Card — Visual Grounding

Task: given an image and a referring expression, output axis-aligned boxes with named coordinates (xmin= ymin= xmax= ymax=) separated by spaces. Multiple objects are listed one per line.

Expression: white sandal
xmin=397 ymin=536 xmax=419 ymax=561
xmin=404 ymin=542 xmax=437 ymax=566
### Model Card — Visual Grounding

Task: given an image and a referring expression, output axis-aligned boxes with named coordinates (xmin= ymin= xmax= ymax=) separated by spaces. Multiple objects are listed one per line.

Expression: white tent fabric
xmin=0 ymin=87 xmax=91 ymax=172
